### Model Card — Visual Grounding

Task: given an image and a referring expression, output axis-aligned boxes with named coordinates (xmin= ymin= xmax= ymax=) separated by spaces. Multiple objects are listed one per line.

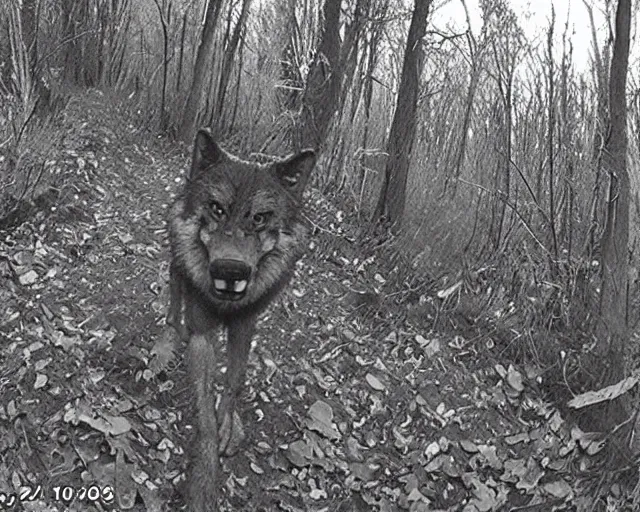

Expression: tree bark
xmin=214 ymin=0 xmax=251 ymax=134
xmin=582 ymin=0 xmax=612 ymax=256
xmin=338 ymin=0 xmax=370 ymax=115
xmin=593 ymin=0 xmax=631 ymax=429
xmin=373 ymin=0 xmax=431 ymax=230
xmin=152 ymin=0 xmax=169 ymax=129
xmin=278 ymin=0 xmax=301 ymax=109
xmin=21 ymin=0 xmax=38 ymax=73
xmin=180 ymin=0 xmax=224 ymax=141
xmin=0 ymin=19 xmax=10 ymax=94
xmin=62 ymin=1 xmax=83 ymax=85
xmin=298 ymin=0 xmax=342 ymax=151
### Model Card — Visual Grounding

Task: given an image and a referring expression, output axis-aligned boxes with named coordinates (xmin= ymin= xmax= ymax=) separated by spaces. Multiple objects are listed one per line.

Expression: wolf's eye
xmin=210 ymin=200 xmax=225 ymax=219
xmin=253 ymin=211 xmax=273 ymax=229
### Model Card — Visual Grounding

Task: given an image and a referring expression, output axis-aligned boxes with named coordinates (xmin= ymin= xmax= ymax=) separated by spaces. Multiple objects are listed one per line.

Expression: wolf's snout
xmin=210 ymin=259 xmax=251 ymax=281
xmin=209 ymin=259 xmax=251 ymax=299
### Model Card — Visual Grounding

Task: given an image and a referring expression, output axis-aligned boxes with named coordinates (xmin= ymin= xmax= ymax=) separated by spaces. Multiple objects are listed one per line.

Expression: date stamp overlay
xmin=0 ymin=485 xmax=115 ymax=508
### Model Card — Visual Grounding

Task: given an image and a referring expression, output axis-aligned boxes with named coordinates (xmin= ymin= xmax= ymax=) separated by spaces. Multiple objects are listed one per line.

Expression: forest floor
xmin=0 ymin=91 xmax=635 ymax=512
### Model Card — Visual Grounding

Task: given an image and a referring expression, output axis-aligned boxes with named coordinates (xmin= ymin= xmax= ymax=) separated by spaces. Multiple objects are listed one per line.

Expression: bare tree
xmin=152 ymin=0 xmax=170 ymax=129
xmin=482 ymin=0 xmax=524 ymax=250
xmin=4 ymin=1 xmax=33 ymax=104
xmin=298 ymin=0 xmax=342 ymax=151
xmin=213 ymin=0 xmax=252 ymax=134
xmin=21 ymin=0 xmax=38 ymax=75
xmin=374 ymin=0 xmax=432 ymax=230
xmin=61 ymin=2 xmax=85 ymax=85
xmin=337 ymin=0 xmax=371 ymax=114
xmin=175 ymin=9 xmax=189 ymax=96
xmin=593 ymin=0 xmax=631 ymax=428
xmin=0 ymin=15 xmax=10 ymax=93
xmin=358 ymin=0 xmax=389 ymax=190
xmin=102 ymin=0 xmax=131 ymax=88
xmin=444 ymin=0 xmax=487 ymax=197
xmin=278 ymin=0 xmax=303 ymax=109
xmin=0 ymin=0 xmax=40 ymax=99
xmin=181 ymin=0 xmax=224 ymax=140
xmin=546 ymin=7 xmax=559 ymax=262
xmin=582 ymin=0 xmax=613 ymax=255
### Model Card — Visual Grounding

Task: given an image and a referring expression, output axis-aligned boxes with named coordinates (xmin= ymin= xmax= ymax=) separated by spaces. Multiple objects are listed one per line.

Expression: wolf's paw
xmin=219 ymin=409 xmax=244 ymax=456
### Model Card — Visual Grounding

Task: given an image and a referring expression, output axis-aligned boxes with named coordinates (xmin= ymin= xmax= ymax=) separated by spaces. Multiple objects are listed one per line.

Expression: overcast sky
xmin=435 ymin=0 xmax=626 ymax=72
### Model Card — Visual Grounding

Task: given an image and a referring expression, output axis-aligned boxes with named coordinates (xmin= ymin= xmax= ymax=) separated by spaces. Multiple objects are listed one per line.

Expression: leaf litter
xmin=0 ymin=92 xmax=633 ymax=511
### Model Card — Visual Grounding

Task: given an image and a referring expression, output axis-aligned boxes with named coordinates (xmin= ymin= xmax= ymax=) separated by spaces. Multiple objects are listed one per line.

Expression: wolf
xmin=167 ymin=128 xmax=316 ymax=510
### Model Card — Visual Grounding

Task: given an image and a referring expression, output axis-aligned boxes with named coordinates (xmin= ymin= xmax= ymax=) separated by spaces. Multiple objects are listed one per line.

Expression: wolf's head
xmin=170 ymin=129 xmax=316 ymax=311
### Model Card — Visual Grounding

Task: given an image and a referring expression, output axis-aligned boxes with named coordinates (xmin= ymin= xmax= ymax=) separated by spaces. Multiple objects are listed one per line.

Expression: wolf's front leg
xmin=167 ymin=263 xmax=189 ymax=342
xmin=219 ymin=314 xmax=257 ymax=455
xmin=187 ymin=333 xmax=220 ymax=512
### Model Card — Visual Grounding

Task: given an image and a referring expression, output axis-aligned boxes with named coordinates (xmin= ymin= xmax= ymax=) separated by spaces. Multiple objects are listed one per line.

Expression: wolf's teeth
xmin=233 ymin=280 xmax=248 ymax=293
xmin=214 ymin=279 xmax=227 ymax=291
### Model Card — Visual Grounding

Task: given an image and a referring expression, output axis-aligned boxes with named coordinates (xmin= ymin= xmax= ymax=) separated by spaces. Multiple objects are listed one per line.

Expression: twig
xmin=457 ymin=177 xmax=550 ymax=255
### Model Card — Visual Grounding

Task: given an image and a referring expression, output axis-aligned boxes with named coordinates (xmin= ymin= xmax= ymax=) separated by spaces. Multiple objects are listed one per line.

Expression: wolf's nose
xmin=209 ymin=259 xmax=252 ymax=282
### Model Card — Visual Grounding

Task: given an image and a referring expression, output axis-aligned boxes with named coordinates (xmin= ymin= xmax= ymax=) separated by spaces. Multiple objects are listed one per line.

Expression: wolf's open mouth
xmin=212 ymin=278 xmax=248 ymax=300
xmin=209 ymin=258 xmax=251 ymax=300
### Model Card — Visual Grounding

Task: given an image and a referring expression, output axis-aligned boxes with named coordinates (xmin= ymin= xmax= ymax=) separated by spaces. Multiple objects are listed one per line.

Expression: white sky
xmin=435 ymin=0 xmax=616 ymax=71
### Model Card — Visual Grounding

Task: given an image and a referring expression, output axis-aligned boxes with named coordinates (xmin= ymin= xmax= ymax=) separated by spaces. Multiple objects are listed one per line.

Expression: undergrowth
xmin=0 ymin=91 xmax=69 ymax=229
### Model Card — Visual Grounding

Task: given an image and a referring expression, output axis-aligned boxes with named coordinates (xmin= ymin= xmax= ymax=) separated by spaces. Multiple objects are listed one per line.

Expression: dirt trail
xmin=0 ymin=91 xmax=600 ymax=511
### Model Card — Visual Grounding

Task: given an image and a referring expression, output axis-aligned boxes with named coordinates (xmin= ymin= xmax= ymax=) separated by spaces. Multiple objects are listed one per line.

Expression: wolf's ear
xmin=273 ymin=150 xmax=316 ymax=197
xmin=190 ymin=128 xmax=224 ymax=178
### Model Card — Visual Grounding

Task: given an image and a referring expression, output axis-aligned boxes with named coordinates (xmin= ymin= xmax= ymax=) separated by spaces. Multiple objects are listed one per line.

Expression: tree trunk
xmin=105 ymin=0 xmax=131 ymax=88
xmin=278 ymin=0 xmax=301 ymax=109
xmin=214 ymin=0 xmax=251 ymax=134
xmin=358 ymin=0 xmax=388 ymax=190
xmin=20 ymin=0 xmax=45 ymax=102
xmin=180 ymin=0 xmax=224 ymax=141
xmin=0 ymin=19 xmax=10 ymax=94
xmin=583 ymin=0 xmax=610 ymax=254
xmin=593 ymin=0 xmax=631 ymax=429
xmin=152 ymin=0 xmax=169 ymax=129
xmin=337 ymin=0 xmax=370 ymax=116
xmin=62 ymin=1 xmax=82 ymax=85
xmin=373 ymin=0 xmax=431 ymax=230
xmin=228 ymin=34 xmax=245 ymax=132
xmin=298 ymin=0 xmax=341 ymax=151
xmin=21 ymin=0 xmax=38 ymax=74
xmin=176 ymin=10 xmax=188 ymax=95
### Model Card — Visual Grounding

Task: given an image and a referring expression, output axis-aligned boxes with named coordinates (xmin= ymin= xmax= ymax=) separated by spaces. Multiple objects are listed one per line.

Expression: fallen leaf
xmin=19 ymin=270 xmax=39 ymax=286
xmin=567 ymin=376 xmax=638 ymax=409
xmin=349 ymin=461 xmax=380 ymax=482
xmin=366 ymin=373 xmax=385 ymax=391
xmin=306 ymin=401 xmax=341 ymax=440
xmin=33 ymin=374 xmax=48 ymax=390
xmin=460 ymin=439 xmax=480 ymax=453
xmin=424 ymin=441 xmax=440 ymax=458
xmin=250 ymin=462 xmax=264 ymax=474
xmin=286 ymin=439 xmax=312 ymax=467
xmin=64 ymin=404 xmax=132 ymax=436
xmin=543 ymin=480 xmax=573 ymax=499
xmin=506 ymin=365 xmax=524 ymax=393
xmin=505 ymin=432 xmax=530 ymax=445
